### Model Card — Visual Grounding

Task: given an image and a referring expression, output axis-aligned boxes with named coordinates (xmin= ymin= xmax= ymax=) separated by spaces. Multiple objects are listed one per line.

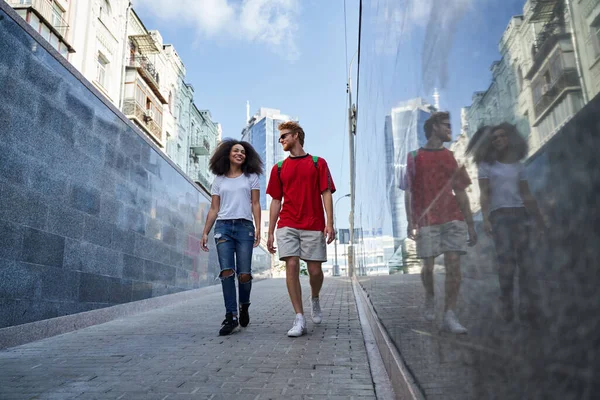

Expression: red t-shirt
xmin=266 ymin=154 xmax=336 ymax=231
xmin=406 ymin=148 xmax=471 ymax=227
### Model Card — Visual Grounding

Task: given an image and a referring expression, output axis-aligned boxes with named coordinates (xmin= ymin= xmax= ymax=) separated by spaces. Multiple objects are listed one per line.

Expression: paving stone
xmin=0 ymin=278 xmax=376 ymax=399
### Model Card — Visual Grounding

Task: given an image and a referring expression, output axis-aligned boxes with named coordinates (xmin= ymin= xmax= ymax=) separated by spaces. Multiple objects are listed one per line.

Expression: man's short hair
xmin=278 ymin=121 xmax=305 ymax=146
xmin=424 ymin=111 xmax=450 ymax=139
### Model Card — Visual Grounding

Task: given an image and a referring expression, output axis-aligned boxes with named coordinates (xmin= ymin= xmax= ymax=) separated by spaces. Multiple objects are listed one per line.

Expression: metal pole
xmin=348 ymin=51 xmax=357 ymax=277
xmin=334 ymin=194 xmax=350 ymax=276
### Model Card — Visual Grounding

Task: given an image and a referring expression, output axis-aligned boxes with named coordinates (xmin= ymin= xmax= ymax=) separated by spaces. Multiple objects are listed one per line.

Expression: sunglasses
xmin=279 ymin=132 xmax=294 ymax=141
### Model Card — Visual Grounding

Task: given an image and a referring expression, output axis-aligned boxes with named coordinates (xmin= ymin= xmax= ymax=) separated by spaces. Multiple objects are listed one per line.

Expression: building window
xmin=51 ymin=1 xmax=65 ymax=31
xmin=592 ymin=17 xmax=600 ymax=58
xmin=96 ymin=54 xmax=109 ymax=88
xmin=99 ymin=0 xmax=112 ymax=22
xmin=517 ymin=66 xmax=524 ymax=91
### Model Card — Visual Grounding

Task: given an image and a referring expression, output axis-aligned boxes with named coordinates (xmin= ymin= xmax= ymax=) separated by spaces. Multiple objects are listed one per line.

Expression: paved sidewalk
xmin=0 ymin=278 xmax=377 ymax=400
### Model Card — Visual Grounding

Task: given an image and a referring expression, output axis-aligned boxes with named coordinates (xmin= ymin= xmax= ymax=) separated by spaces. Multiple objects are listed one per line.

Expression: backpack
xmin=277 ymin=155 xmax=319 ymax=190
xmin=398 ymin=150 xmax=418 ymax=191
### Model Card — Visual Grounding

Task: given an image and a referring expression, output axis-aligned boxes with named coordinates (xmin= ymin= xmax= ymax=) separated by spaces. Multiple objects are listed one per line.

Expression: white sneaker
xmin=311 ymin=297 xmax=323 ymax=324
xmin=287 ymin=314 xmax=307 ymax=337
xmin=443 ymin=310 xmax=468 ymax=334
xmin=424 ymin=297 xmax=435 ymax=321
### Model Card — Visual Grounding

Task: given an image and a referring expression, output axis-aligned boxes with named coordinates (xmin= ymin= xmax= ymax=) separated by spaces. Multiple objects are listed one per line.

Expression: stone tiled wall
xmin=0 ymin=5 xmax=270 ymax=329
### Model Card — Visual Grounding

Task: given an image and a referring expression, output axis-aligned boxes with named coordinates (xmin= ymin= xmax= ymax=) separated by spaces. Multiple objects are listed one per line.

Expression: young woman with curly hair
xmin=201 ymin=139 xmax=264 ymax=336
xmin=467 ymin=123 xmax=546 ymax=323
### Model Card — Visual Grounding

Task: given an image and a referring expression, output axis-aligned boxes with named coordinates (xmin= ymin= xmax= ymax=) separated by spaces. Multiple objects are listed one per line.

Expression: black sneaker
xmin=219 ymin=313 xmax=240 ymax=336
xmin=239 ymin=304 xmax=250 ymax=327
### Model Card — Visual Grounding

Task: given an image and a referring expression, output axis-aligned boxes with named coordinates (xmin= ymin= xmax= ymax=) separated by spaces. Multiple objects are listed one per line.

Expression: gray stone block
xmin=77 ymin=127 xmax=105 ymax=161
xmin=99 ymin=197 xmax=123 ymax=225
xmin=176 ymin=268 xmax=190 ymax=288
xmin=131 ymin=281 xmax=152 ymax=301
xmin=23 ymin=50 xmax=63 ymax=96
xmin=39 ymin=102 xmax=74 ymax=147
xmin=0 ymin=219 xmax=23 ymax=260
xmin=79 ymin=273 xmax=114 ymax=303
xmin=115 ymin=182 xmax=137 ymax=207
xmin=93 ymin=245 xmax=123 ymax=278
xmin=40 ymin=268 xmax=80 ymax=302
xmin=0 ymin=260 xmax=39 ymax=300
xmin=47 ymin=204 xmax=85 ymax=240
xmin=108 ymin=279 xmax=132 ymax=304
xmin=111 ymin=227 xmax=135 ymax=255
xmin=162 ymin=226 xmax=178 ymax=246
xmin=66 ymin=91 xmax=94 ymax=127
xmin=131 ymin=164 xmax=149 ymax=189
xmin=20 ymin=227 xmax=64 ymax=268
xmin=69 ymin=184 xmax=101 ymax=216
xmin=0 ymin=182 xmax=48 ymax=230
xmin=118 ymin=132 xmax=142 ymax=163
xmin=83 ymin=215 xmax=114 ymax=247
xmin=123 ymin=254 xmax=144 ymax=281
xmin=105 ymin=146 xmax=131 ymax=179
xmin=63 ymin=238 xmax=95 ymax=272
xmin=26 ymin=165 xmax=69 ymax=204
xmin=118 ymin=206 xmax=146 ymax=235
xmin=0 ymin=143 xmax=28 ymax=186
xmin=145 ymin=218 xmax=162 ymax=240
xmin=93 ymin=111 xmax=125 ymax=144
xmin=144 ymin=260 xmax=175 ymax=285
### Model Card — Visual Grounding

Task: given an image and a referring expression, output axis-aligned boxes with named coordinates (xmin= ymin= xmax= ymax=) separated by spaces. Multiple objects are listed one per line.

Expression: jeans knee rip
xmin=239 ymin=273 xmax=253 ymax=284
xmin=219 ymin=269 xmax=235 ymax=280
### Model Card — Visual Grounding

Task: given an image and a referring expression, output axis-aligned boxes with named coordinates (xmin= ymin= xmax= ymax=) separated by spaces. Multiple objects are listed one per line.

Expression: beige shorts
xmin=276 ymin=227 xmax=327 ymax=262
xmin=416 ymin=220 xmax=468 ymax=259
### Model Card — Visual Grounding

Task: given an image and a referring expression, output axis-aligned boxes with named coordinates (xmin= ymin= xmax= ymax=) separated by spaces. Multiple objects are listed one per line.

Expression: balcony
xmin=123 ymin=100 xmax=163 ymax=145
xmin=8 ymin=0 xmax=69 ymax=38
xmin=190 ymin=136 xmax=210 ymax=156
xmin=129 ymin=54 xmax=166 ymax=104
xmin=529 ymin=0 xmax=561 ymax=23
xmin=533 ymin=69 xmax=580 ymax=120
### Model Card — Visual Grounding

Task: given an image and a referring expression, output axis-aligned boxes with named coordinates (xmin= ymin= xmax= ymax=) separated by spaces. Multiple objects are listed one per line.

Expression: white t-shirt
xmin=211 ymin=173 xmax=260 ymax=221
xmin=478 ymin=161 xmax=527 ymax=213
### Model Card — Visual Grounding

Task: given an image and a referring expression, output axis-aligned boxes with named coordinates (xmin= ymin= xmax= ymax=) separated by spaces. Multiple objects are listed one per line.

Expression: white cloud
xmin=134 ymin=0 xmax=300 ymax=60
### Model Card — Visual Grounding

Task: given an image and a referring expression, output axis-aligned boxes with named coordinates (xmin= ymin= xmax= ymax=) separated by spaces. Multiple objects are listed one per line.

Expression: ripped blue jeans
xmin=214 ymin=219 xmax=255 ymax=315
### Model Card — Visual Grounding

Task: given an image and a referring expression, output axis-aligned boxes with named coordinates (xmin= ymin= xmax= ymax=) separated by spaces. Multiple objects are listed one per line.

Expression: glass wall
xmin=353 ymin=1 xmax=600 ymax=398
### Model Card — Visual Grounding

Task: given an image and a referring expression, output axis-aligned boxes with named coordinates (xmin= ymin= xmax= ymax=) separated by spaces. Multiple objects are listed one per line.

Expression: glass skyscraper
xmin=384 ymin=98 xmax=434 ymax=251
xmin=241 ymin=108 xmax=292 ymax=210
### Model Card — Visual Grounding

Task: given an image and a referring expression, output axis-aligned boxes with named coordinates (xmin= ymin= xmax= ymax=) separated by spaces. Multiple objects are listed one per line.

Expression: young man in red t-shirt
xmin=405 ymin=111 xmax=477 ymax=334
xmin=266 ymin=121 xmax=336 ymax=337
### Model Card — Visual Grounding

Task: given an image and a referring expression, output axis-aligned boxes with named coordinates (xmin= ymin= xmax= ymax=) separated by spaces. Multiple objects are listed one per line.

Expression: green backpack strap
xmin=277 ymin=156 xmax=320 ymax=191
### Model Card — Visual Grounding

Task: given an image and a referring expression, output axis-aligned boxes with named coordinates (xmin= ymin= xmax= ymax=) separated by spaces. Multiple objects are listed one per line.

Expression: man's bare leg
xmin=307 ymin=261 xmax=324 ymax=298
xmin=307 ymin=261 xmax=324 ymax=324
xmin=442 ymin=251 xmax=467 ymax=334
xmin=444 ymin=252 xmax=461 ymax=311
xmin=421 ymin=257 xmax=435 ymax=298
xmin=421 ymin=257 xmax=435 ymax=321
xmin=285 ymin=257 xmax=304 ymax=314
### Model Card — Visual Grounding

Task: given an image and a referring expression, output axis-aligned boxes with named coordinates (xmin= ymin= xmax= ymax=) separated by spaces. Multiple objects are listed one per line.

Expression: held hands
xmin=324 ymin=225 xmax=335 ymax=244
xmin=267 ymin=233 xmax=277 ymax=254
xmin=483 ymin=220 xmax=493 ymax=236
xmin=201 ymin=233 xmax=209 ymax=252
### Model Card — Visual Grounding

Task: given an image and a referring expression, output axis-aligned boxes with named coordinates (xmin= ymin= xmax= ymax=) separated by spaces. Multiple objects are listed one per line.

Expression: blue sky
xmin=134 ymin=0 xmax=526 ymax=233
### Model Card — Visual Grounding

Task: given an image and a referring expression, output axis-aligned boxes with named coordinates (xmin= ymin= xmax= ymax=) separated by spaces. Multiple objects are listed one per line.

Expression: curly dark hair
xmin=209 ymin=139 xmax=264 ymax=176
xmin=466 ymin=122 xmax=528 ymax=164
xmin=424 ymin=111 xmax=450 ymax=139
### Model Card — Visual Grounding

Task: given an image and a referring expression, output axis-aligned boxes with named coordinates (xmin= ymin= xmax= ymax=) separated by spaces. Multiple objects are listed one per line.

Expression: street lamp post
xmin=334 ymin=193 xmax=351 ymax=276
